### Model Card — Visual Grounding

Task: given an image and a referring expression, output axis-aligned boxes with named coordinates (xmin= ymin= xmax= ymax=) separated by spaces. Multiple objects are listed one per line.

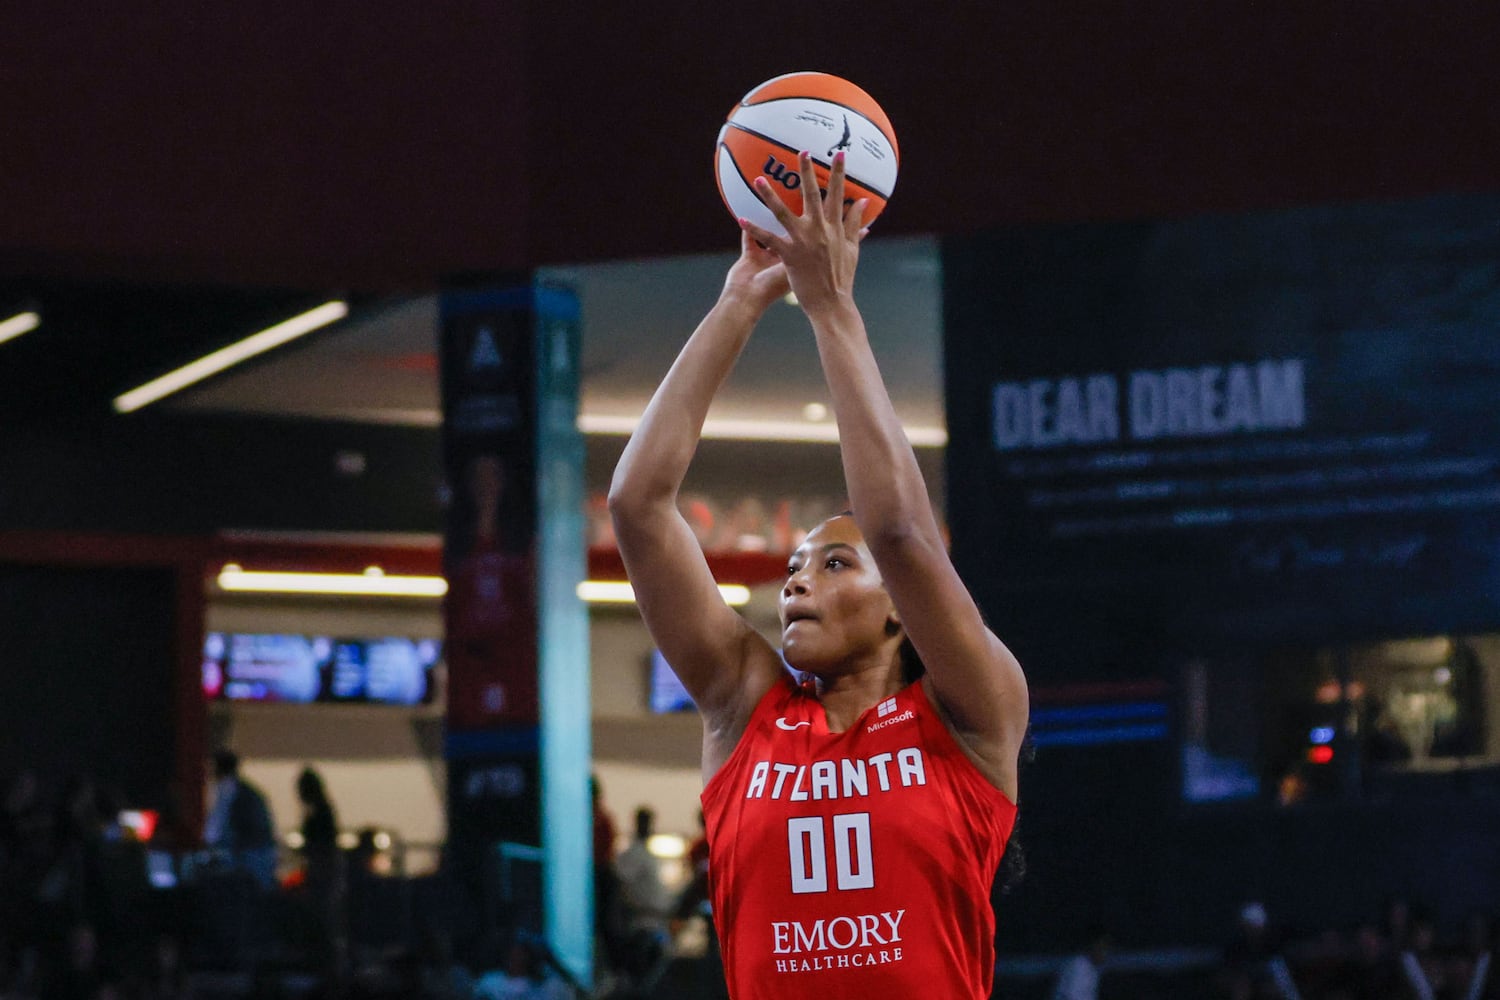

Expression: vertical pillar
xmin=533 ymin=286 xmax=592 ymax=984
xmin=439 ymin=281 xmax=591 ymax=985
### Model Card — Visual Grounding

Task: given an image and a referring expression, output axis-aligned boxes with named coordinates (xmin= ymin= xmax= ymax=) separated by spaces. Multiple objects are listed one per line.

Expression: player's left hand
xmin=739 ymin=150 xmax=869 ymax=317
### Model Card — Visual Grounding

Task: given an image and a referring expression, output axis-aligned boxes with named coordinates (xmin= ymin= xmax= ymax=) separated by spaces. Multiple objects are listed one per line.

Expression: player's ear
xmin=885 ymin=611 xmax=902 ymax=637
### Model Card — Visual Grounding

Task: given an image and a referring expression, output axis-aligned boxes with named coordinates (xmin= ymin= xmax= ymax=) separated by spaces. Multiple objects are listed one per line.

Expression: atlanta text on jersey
xmin=744 ymin=749 xmax=928 ymax=801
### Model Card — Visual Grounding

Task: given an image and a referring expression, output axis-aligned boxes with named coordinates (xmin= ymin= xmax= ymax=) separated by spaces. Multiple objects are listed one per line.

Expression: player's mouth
xmin=783 ymin=607 xmax=819 ymax=628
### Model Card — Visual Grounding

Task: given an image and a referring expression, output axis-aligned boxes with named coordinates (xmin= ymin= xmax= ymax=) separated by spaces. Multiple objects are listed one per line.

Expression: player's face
xmin=779 ymin=515 xmax=898 ymax=673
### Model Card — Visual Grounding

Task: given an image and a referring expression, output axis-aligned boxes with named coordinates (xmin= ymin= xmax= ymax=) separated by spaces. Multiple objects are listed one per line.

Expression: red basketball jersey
xmin=701 ymin=675 xmax=1017 ymax=1000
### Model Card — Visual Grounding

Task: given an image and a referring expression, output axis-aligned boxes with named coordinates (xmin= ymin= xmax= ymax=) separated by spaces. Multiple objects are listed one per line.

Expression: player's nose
xmin=782 ymin=571 xmax=811 ymax=599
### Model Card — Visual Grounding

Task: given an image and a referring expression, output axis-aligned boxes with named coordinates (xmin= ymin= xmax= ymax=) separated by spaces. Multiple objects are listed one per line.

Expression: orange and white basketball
xmin=715 ymin=72 xmax=899 ymax=238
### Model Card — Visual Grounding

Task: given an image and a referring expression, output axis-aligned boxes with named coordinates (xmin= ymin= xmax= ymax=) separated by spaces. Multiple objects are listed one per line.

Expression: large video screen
xmin=201 ymin=632 xmax=440 ymax=706
xmin=945 ymin=192 xmax=1500 ymax=649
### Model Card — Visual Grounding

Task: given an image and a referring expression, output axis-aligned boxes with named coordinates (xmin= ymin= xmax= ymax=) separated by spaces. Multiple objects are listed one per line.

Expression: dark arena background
xmin=3 ymin=3 xmax=1500 ymax=999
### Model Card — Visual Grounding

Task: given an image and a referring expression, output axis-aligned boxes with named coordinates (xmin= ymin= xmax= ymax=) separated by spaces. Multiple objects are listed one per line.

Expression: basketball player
xmin=608 ymin=150 xmax=1028 ymax=998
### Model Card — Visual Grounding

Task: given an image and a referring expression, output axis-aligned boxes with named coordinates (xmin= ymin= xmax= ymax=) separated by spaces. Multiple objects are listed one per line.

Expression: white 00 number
xmin=787 ymin=813 xmax=874 ymax=894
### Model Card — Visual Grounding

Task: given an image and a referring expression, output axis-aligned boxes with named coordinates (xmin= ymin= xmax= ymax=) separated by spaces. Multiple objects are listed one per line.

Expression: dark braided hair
xmin=898 ymin=635 xmax=925 ymax=683
xmin=997 ymin=728 xmax=1034 ymax=893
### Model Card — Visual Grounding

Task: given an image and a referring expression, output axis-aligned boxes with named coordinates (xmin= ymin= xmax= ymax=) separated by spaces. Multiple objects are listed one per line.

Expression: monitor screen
xmin=647 ymin=648 xmax=695 ymax=714
xmin=202 ymin=632 xmax=440 ymax=706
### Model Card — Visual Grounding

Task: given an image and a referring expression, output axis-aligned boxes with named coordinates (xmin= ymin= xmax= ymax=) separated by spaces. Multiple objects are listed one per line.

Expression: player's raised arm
xmin=740 ymin=152 xmax=1029 ymax=797
xmin=607 ymin=234 xmax=790 ymax=774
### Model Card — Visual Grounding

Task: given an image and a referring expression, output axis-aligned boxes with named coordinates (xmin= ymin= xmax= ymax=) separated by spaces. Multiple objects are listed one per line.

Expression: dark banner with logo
xmin=944 ymin=193 xmax=1500 ymax=656
xmin=441 ymin=286 xmax=541 ymax=731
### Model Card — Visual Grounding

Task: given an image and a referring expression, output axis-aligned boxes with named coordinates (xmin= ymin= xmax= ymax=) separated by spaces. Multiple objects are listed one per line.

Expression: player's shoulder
xmin=740 ymin=667 xmax=803 ymax=725
xmin=701 ymin=666 xmax=799 ymax=784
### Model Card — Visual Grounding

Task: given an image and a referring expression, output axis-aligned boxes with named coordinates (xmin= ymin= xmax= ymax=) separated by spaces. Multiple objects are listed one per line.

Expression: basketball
xmin=715 ymin=72 xmax=899 ymax=238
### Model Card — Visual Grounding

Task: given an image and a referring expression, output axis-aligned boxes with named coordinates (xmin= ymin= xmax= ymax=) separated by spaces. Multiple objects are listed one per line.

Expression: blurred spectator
xmin=48 ymin=922 xmax=115 ymax=1000
xmin=1382 ymin=896 xmax=1415 ymax=955
xmin=139 ymin=934 xmax=186 ymax=1000
xmin=294 ymin=767 xmax=346 ymax=988
xmin=35 ymin=776 xmax=114 ymax=971
xmin=3 ymin=770 xmax=53 ymax=969
xmin=591 ymin=776 xmax=618 ymax=896
xmin=1400 ymin=911 xmax=1448 ymax=1000
xmin=591 ymin=776 xmax=625 ymax=977
xmin=610 ymin=808 xmax=671 ymax=994
xmin=1287 ymin=927 xmax=1349 ymax=1000
xmin=1336 ymin=921 xmax=1403 ymax=1000
xmin=1222 ymin=901 xmax=1302 ymax=1000
xmin=293 ymin=766 xmax=342 ymax=898
xmin=1050 ymin=924 xmax=1111 ymax=1000
xmin=473 ymin=934 xmax=571 ymax=1000
xmin=414 ymin=928 xmax=473 ymax=1000
xmin=296 ymin=767 xmax=338 ymax=863
xmin=2 ymin=769 xmax=51 ymax=856
xmin=1436 ymin=910 xmax=1496 ymax=1000
xmin=673 ymin=810 xmax=711 ymax=932
xmin=614 ymin=808 xmax=669 ymax=936
xmin=202 ymin=750 xmax=277 ymax=891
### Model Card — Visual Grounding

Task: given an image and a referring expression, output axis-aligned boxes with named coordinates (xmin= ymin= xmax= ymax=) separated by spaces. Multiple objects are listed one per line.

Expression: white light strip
xmin=0 ymin=311 xmax=40 ymax=346
xmin=307 ymin=410 xmax=949 ymax=446
xmin=114 ymin=300 xmax=349 ymax=413
xmin=576 ymin=579 xmax=751 ymax=606
xmin=578 ymin=413 xmax=948 ymax=447
xmin=217 ymin=566 xmax=447 ymax=597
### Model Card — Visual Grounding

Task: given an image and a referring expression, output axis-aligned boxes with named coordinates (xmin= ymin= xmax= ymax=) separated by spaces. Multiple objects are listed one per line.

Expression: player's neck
xmin=813 ymin=661 xmax=907 ymax=733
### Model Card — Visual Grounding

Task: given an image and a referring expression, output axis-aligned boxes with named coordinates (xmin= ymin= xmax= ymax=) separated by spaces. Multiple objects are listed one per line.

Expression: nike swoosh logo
xmin=776 ymin=717 xmax=811 ymax=731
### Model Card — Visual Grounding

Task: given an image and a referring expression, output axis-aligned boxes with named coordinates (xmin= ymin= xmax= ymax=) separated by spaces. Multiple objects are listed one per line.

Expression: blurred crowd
xmin=0 ymin=762 xmax=593 ymax=1000
xmin=1217 ymin=898 xmax=1495 ymax=1000
xmin=1 ymin=766 xmax=172 ymax=1000
xmin=1044 ymin=898 xmax=1497 ymax=1000
xmin=15 ymin=761 xmax=1487 ymax=1000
